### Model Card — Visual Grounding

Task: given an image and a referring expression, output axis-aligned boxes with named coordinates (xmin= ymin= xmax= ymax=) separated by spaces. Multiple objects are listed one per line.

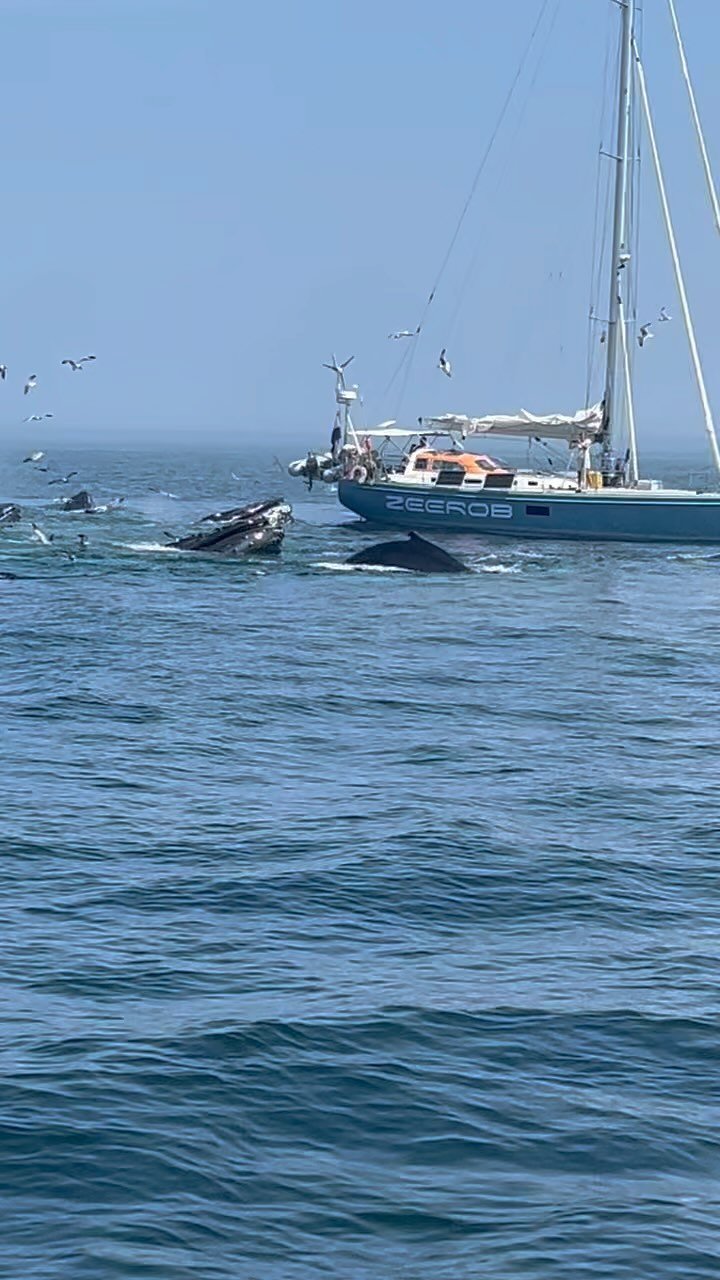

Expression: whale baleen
xmin=0 ymin=504 xmax=22 ymax=526
xmin=168 ymin=498 xmax=292 ymax=556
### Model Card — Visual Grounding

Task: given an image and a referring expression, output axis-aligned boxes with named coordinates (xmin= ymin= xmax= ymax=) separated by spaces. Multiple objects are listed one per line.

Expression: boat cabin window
xmin=525 ymin=504 xmax=550 ymax=517
xmin=436 ymin=464 xmax=466 ymax=486
xmin=414 ymin=458 xmax=428 ymax=470
xmin=483 ymin=472 xmax=514 ymax=489
xmin=427 ymin=458 xmax=462 ymax=472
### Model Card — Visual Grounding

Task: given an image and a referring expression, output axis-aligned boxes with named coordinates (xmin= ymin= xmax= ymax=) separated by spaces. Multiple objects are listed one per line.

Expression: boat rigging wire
xmin=667 ymin=0 xmax=720 ymax=236
xmin=442 ymin=0 xmax=564 ymax=352
xmin=634 ymin=38 xmax=720 ymax=477
xmin=585 ymin=8 xmax=619 ymax=406
xmin=385 ymin=0 xmax=556 ymax=408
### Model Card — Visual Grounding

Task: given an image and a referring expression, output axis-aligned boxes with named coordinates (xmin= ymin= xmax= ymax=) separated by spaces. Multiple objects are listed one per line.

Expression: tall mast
xmin=603 ymin=0 xmax=635 ymax=451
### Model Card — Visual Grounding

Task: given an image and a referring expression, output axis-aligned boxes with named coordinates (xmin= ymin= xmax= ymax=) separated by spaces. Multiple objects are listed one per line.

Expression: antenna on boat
xmin=323 ymin=355 xmax=360 ymax=449
xmin=602 ymin=0 xmax=635 ymax=467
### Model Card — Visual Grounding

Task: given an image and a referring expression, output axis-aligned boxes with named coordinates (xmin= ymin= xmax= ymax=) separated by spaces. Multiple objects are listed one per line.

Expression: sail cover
xmin=425 ymin=402 xmax=604 ymax=443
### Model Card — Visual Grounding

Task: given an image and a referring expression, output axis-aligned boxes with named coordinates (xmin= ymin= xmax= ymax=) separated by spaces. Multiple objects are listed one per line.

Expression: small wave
xmin=668 ymin=551 xmax=720 ymax=563
xmin=479 ymin=563 xmax=521 ymax=574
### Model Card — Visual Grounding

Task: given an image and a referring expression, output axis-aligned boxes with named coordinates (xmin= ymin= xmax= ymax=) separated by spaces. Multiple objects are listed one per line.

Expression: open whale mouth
xmin=167 ymin=498 xmax=292 ymax=556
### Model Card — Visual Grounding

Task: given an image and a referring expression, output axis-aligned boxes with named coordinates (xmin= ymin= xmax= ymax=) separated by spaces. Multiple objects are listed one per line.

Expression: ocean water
xmin=1 ymin=448 xmax=719 ymax=1279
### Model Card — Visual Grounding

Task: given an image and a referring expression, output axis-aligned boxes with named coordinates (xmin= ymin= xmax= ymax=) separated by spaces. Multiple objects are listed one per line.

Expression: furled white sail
xmin=424 ymin=402 xmax=604 ymax=442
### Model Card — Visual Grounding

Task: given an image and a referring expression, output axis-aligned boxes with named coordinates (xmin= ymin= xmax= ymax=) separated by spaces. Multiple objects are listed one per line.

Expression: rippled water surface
xmin=1 ymin=448 xmax=719 ymax=1278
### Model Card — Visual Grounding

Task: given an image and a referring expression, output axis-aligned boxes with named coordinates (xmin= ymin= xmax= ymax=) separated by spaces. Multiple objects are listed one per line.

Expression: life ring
xmin=350 ymin=465 xmax=368 ymax=483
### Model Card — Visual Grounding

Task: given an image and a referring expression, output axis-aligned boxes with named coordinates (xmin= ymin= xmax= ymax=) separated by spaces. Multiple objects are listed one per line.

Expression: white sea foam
xmin=312 ymin=561 xmax=411 ymax=573
xmin=124 ymin=542 xmax=179 ymax=553
xmin=668 ymin=551 xmax=720 ymax=563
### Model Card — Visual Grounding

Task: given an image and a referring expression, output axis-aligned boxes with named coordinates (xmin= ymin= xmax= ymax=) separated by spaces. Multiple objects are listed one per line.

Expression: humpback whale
xmin=345 ymin=531 xmax=470 ymax=573
xmin=0 ymin=504 xmax=22 ymax=526
xmin=168 ymin=498 xmax=292 ymax=556
xmin=62 ymin=490 xmax=94 ymax=512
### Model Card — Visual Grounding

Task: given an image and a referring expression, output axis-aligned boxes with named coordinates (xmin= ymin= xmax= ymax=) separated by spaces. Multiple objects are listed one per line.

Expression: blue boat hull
xmin=338 ymin=479 xmax=720 ymax=544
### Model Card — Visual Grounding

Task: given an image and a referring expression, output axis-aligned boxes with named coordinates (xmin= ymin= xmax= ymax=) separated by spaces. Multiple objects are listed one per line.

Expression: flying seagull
xmin=59 ymin=549 xmax=76 ymax=562
xmin=31 ymin=522 xmax=53 ymax=545
xmin=438 ymin=348 xmax=452 ymax=377
xmin=62 ymin=355 xmax=96 ymax=371
xmin=0 ymin=365 xmax=6 ymax=381
xmin=658 ymin=307 xmax=672 ymax=322
xmin=24 ymin=374 xmax=37 ymax=395
xmin=22 ymin=450 xmax=45 ymax=463
xmin=48 ymin=472 xmax=79 ymax=485
xmin=24 ymin=413 xmax=53 ymax=422
xmin=638 ymin=323 xmax=654 ymax=348
xmin=388 ymin=327 xmax=420 ymax=340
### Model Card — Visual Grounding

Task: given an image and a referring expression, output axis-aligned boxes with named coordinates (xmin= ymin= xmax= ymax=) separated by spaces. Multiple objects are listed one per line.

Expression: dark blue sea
xmin=1 ymin=448 xmax=719 ymax=1279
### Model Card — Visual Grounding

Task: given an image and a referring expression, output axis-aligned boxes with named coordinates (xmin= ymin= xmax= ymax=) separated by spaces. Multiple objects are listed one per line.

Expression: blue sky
xmin=1 ymin=0 xmax=719 ymax=453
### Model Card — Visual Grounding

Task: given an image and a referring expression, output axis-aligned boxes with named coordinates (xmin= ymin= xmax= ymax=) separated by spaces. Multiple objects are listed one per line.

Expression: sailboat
xmin=332 ymin=0 xmax=720 ymax=544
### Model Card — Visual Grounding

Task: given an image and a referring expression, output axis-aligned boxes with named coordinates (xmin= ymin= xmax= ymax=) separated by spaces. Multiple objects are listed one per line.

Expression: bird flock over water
xmin=596 ymin=309 xmax=672 ymax=347
xmin=5 ymin=354 xmax=98 ymax=482
xmin=386 ymin=326 xmax=457 ymax=380
xmin=392 ymin=306 xmax=673 ymax=379
xmin=387 ymin=276 xmax=674 ymax=381
xmin=0 ymin=353 xmax=110 ymax=559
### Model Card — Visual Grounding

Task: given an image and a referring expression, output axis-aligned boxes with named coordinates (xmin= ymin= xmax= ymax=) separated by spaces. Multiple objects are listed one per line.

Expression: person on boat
xmin=411 ymin=435 xmax=428 ymax=454
xmin=305 ymin=451 xmax=320 ymax=491
xmin=330 ymin=421 xmax=342 ymax=462
xmin=576 ymin=437 xmax=592 ymax=490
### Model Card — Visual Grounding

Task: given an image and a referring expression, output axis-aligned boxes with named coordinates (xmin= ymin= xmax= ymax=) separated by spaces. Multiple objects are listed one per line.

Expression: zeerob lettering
xmin=384 ymin=494 xmax=513 ymax=520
